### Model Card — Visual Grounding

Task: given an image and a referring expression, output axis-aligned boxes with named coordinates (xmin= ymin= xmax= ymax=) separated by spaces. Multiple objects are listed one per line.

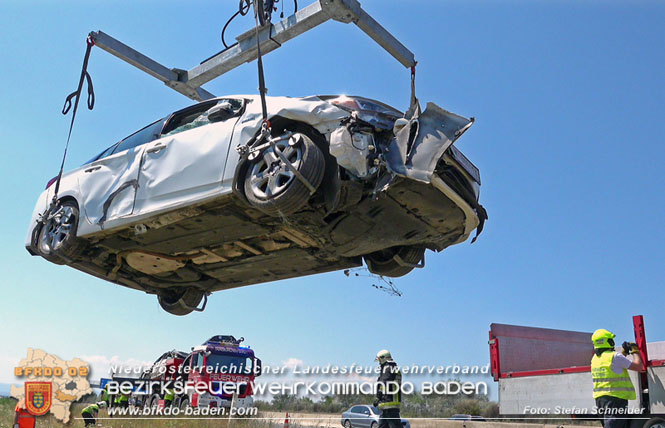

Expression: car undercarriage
xmin=64 ymin=162 xmax=472 ymax=313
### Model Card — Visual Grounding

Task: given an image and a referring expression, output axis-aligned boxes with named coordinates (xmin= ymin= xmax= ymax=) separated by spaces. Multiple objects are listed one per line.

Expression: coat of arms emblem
xmin=25 ymin=382 xmax=52 ymax=416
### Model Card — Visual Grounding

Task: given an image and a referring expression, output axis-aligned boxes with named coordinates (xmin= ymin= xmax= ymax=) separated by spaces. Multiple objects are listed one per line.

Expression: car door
xmin=77 ymin=119 xmax=164 ymax=227
xmin=133 ymin=98 xmax=245 ymax=216
xmin=350 ymin=406 xmax=366 ymax=427
xmin=358 ymin=406 xmax=372 ymax=427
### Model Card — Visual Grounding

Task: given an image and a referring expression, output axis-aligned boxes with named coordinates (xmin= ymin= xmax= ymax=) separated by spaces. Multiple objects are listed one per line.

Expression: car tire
xmin=344 ymin=420 xmax=352 ymax=428
xmin=371 ymin=422 xmax=378 ymax=428
xmin=37 ymin=199 xmax=85 ymax=264
xmin=364 ymin=246 xmax=425 ymax=278
xmin=149 ymin=394 xmax=160 ymax=408
xmin=244 ymin=133 xmax=325 ymax=217
xmin=644 ymin=418 xmax=665 ymax=428
xmin=157 ymin=288 xmax=204 ymax=316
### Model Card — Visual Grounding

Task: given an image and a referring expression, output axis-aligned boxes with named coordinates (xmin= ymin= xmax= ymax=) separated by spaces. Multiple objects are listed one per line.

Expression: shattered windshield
xmin=162 ymin=98 xmax=243 ymax=137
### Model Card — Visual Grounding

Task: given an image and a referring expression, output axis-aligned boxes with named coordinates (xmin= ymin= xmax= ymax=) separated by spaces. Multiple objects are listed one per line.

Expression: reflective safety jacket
xmin=377 ymin=361 xmax=402 ymax=410
xmin=165 ymin=389 xmax=175 ymax=401
xmin=591 ymin=351 xmax=636 ymax=400
xmin=82 ymin=404 xmax=99 ymax=416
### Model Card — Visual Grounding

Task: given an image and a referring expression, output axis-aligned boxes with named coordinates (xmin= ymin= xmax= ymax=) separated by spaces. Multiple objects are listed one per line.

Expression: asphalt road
xmin=261 ymin=412 xmax=579 ymax=428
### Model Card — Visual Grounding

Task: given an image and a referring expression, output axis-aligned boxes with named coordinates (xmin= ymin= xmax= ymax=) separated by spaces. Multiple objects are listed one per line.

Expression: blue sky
xmin=1 ymin=0 xmax=664 ymax=400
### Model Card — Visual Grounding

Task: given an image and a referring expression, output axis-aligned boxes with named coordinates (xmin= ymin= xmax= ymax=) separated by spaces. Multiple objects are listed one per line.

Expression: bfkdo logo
xmin=25 ymin=382 xmax=52 ymax=416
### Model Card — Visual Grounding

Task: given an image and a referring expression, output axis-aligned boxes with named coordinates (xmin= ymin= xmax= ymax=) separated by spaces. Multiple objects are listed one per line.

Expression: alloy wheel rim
xmin=249 ymin=140 xmax=302 ymax=199
xmin=39 ymin=205 xmax=75 ymax=253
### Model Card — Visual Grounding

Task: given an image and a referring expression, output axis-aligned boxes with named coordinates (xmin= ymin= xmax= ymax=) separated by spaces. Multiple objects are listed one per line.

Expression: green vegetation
xmin=0 ymin=397 xmax=278 ymax=428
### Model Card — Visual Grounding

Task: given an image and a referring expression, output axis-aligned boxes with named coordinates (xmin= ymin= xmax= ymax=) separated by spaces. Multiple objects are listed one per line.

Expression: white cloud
xmin=281 ymin=357 xmax=304 ymax=370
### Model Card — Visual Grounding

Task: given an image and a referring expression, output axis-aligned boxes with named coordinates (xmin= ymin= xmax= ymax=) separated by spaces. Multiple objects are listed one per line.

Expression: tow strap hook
xmin=246 ymin=131 xmax=293 ymax=160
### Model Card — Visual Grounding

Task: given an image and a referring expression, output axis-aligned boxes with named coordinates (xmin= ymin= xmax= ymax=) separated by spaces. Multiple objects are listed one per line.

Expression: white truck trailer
xmin=489 ymin=315 xmax=665 ymax=428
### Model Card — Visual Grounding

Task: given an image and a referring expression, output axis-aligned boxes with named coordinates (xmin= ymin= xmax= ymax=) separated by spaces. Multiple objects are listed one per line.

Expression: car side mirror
xmin=208 ymin=102 xmax=234 ymax=122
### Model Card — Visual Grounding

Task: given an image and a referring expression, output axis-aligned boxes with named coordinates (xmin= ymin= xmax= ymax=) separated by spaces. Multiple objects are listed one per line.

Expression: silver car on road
xmin=341 ymin=405 xmax=410 ymax=428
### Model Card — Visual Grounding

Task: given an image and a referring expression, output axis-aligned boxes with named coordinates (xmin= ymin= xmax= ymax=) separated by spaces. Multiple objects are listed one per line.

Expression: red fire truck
xmin=140 ymin=335 xmax=261 ymax=410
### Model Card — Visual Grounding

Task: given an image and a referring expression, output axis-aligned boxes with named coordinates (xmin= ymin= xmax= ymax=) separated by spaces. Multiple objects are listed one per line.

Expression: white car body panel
xmin=78 ymin=146 xmax=144 ymax=225
xmin=135 ymin=116 xmax=238 ymax=216
xmin=26 ymin=95 xmax=350 ymax=245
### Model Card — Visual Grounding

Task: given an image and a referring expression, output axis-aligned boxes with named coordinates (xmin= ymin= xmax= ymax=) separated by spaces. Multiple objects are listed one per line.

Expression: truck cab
xmin=183 ymin=335 xmax=261 ymax=410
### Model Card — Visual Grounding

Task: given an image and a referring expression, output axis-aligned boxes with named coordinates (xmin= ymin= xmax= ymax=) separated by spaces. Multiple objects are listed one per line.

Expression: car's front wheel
xmin=157 ymin=288 xmax=205 ymax=316
xmin=244 ymin=133 xmax=325 ymax=216
xmin=371 ymin=422 xmax=378 ymax=428
xmin=364 ymin=246 xmax=425 ymax=278
xmin=37 ymin=199 xmax=85 ymax=264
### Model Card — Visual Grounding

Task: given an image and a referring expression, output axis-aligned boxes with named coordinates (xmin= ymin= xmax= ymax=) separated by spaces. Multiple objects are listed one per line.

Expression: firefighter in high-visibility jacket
xmin=591 ymin=329 xmax=644 ymax=428
xmin=81 ymin=401 xmax=106 ymax=427
xmin=373 ymin=350 xmax=402 ymax=428
xmin=100 ymin=385 xmax=111 ymax=406
xmin=115 ymin=392 xmax=130 ymax=408
xmin=164 ymin=388 xmax=175 ymax=407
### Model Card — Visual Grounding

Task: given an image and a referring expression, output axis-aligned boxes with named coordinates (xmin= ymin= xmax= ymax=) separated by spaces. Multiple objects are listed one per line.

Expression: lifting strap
xmin=254 ymin=8 xmax=269 ymax=128
xmin=406 ymin=62 xmax=419 ymax=119
xmin=53 ymin=36 xmax=96 ymax=202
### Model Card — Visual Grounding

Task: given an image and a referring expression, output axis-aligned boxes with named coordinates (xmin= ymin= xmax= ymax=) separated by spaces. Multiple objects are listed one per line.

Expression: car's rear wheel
xmin=644 ymin=418 xmax=665 ymax=428
xmin=344 ymin=420 xmax=352 ymax=428
xmin=364 ymin=246 xmax=425 ymax=278
xmin=37 ymin=199 xmax=85 ymax=264
xmin=157 ymin=288 xmax=204 ymax=316
xmin=244 ymin=133 xmax=325 ymax=216
xmin=371 ymin=422 xmax=378 ymax=428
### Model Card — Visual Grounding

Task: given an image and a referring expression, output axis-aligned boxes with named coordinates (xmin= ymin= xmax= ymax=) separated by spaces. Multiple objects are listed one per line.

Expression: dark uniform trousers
xmin=379 ymin=408 xmax=402 ymax=428
xmin=596 ymin=396 xmax=629 ymax=428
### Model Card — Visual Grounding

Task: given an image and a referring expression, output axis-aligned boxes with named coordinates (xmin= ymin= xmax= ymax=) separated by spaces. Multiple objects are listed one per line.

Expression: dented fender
xmin=385 ymin=102 xmax=474 ymax=183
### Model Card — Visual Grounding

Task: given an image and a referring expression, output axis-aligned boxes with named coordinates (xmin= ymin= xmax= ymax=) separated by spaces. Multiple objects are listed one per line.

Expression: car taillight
xmin=46 ymin=176 xmax=58 ymax=190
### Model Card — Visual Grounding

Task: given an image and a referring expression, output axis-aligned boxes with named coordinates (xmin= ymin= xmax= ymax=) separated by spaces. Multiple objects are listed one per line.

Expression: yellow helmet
xmin=592 ymin=329 xmax=616 ymax=349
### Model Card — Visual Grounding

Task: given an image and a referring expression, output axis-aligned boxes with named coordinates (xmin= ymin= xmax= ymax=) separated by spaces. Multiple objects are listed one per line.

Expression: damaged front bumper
xmin=385 ymin=102 xmax=474 ymax=183
xmin=384 ymin=102 xmax=486 ymax=242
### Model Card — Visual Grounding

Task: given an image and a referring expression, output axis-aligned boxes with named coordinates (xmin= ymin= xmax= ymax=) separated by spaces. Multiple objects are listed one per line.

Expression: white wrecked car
xmin=26 ymin=95 xmax=487 ymax=315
